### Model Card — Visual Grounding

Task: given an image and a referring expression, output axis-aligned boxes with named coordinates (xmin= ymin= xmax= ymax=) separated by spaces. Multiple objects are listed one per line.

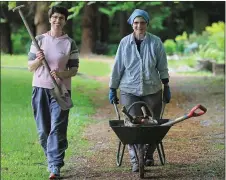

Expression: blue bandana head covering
xmin=127 ymin=9 xmax=150 ymax=25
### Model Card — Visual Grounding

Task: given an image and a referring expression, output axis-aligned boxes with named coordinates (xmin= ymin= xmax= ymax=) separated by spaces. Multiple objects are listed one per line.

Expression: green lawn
xmin=0 ymin=54 xmax=111 ymax=76
xmin=1 ymin=55 xmax=110 ymax=179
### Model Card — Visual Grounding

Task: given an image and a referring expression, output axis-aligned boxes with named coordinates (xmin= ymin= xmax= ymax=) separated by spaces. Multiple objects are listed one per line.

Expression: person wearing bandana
xmin=109 ymin=9 xmax=171 ymax=172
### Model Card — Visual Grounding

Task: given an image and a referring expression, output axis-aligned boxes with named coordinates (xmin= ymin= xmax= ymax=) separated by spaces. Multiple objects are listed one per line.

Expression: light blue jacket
xmin=109 ymin=32 xmax=169 ymax=96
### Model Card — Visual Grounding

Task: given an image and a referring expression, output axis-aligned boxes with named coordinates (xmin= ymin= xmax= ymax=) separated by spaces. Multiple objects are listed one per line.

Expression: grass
xmin=79 ymin=59 xmax=110 ymax=76
xmin=168 ymin=55 xmax=197 ymax=69
xmin=0 ymin=54 xmax=29 ymax=68
xmin=1 ymin=58 xmax=108 ymax=180
xmin=176 ymin=71 xmax=213 ymax=76
xmin=0 ymin=54 xmax=111 ymax=77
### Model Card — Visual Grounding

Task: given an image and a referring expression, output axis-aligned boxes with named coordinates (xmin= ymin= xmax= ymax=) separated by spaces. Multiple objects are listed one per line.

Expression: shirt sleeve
xmin=28 ymin=42 xmax=37 ymax=61
xmin=28 ymin=35 xmax=44 ymax=61
xmin=155 ymin=38 xmax=169 ymax=80
xmin=67 ymin=40 xmax=79 ymax=69
xmin=109 ymin=41 xmax=125 ymax=89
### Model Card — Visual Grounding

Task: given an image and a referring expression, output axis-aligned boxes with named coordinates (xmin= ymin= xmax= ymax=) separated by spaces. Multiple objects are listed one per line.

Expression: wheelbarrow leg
xmin=116 ymin=141 xmax=126 ymax=166
xmin=156 ymin=141 xmax=166 ymax=165
xmin=138 ymin=144 xmax=145 ymax=179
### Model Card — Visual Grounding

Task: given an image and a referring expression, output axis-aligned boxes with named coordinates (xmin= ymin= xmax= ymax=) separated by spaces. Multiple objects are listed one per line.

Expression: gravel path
xmin=63 ymin=73 xmax=224 ymax=180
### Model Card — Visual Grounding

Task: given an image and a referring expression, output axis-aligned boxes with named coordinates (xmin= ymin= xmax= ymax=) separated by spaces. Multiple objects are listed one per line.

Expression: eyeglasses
xmin=133 ymin=21 xmax=147 ymax=25
xmin=51 ymin=15 xmax=65 ymax=21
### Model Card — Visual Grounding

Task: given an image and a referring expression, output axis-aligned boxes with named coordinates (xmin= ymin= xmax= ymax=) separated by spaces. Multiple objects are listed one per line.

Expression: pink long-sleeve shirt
xmin=28 ymin=33 xmax=79 ymax=90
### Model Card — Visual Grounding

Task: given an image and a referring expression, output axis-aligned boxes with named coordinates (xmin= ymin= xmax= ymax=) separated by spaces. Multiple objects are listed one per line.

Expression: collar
xmin=129 ymin=32 xmax=149 ymax=44
xmin=45 ymin=31 xmax=68 ymax=39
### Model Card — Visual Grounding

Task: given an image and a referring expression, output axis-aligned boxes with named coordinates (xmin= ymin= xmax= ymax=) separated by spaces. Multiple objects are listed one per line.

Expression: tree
xmin=80 ymin=2 xmax=98 ymax=55
xmin=1 ymin=2 xmax=12 ymax=54
xmin=119 ymin=11 xmax=131 ymax=38
xmin=63 ymin=1 xmax=73 ymax=38
xmin=99 ymin=8 xmax=109 ymax=43
xmin=34 ymin=2 xmax=50 ymax=35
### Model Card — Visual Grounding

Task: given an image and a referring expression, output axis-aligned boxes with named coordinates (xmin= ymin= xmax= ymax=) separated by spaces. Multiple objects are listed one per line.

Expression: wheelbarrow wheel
xmin=138 ymin=144 xmax=145 ymax=179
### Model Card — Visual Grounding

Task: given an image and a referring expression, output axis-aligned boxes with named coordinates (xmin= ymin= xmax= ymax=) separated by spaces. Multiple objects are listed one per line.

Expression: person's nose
xmin=55 ymin=18 xmax=60 ymax=23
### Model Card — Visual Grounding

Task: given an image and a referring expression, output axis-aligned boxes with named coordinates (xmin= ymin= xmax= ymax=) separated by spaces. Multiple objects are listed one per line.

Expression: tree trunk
xmin=119 ymin=11 xmax=130 ymax=38
xmin=34 ymin=2 xmax=50 ymax=35
xmin=80 ymin=2 xmax=98 ymax=55
xmin=64 ymin=2 xmax=73 ymax=38
xmin=0 ymin=2 xmax=12 ymax=54
xmin=1 ymin=21 xmax=12 ymax=54
xmin=193 ymin=8 xmax=209 ymax=34
xmin=100 ymin=13 xmax=109 ymax=43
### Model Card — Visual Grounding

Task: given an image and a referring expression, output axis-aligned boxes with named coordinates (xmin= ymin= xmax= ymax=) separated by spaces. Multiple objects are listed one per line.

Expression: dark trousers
xmin=120 ymin=90 xmax=162 ymax=164
xmin=31 ymin=87 xmax=70 ymax=168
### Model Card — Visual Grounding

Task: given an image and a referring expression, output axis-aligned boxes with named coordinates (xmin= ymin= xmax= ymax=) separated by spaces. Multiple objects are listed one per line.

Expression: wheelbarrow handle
xmin=113 ymin=103 xmax=121 ymax=120
xmin=160 ymin=104 xmax=207 ymax=126
xmin=187 ymin=104 xmax=207 ymax=118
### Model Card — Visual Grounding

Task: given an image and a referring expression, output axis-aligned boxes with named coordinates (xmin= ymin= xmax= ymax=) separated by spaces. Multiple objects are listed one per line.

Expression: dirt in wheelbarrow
xmin=64 ymin=73 xmax=224 ymax=180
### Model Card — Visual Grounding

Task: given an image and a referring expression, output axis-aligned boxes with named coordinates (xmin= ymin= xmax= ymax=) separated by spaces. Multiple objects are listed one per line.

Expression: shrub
xmin=106 ymin=44 xmax=118 ymax=56
xmin=198 ymin=44 xmax=224 ymax=63
xmin=197 ymin=22 xmax=225 ymax=63
xmin=188 ymin=31 xmax=209 ymax=46
xmin=163 ymin=39 xmax=177 ymax=55
xmin=205 ymin=22 xmax=224 ymax=51
xmin=175 ymin=32 xmax=188 ymax=53
xmin=11 ymin=27 xmax=31 ymax=54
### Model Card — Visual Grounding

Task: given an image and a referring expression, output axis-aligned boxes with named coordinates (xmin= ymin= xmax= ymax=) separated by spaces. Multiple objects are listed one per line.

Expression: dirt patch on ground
xmin=64 ymin=73 xmax=224 ymax=180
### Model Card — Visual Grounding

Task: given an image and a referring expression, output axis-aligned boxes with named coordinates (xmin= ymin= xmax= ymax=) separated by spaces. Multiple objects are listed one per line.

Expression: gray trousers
xmin=31 ymin=87 xmax=70 ymax=168
xmin=120 ymin=90 xmax=162 ymax=164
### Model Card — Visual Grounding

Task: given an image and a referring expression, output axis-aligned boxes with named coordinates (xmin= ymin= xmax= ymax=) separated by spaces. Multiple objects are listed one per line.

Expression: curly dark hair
xmin=48 ymin=6 xmax=69 ymax=20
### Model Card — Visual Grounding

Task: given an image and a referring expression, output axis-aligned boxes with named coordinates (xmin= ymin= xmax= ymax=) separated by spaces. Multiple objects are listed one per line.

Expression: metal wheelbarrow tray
xmin=109 ymin=119 xmax=171 ymax=145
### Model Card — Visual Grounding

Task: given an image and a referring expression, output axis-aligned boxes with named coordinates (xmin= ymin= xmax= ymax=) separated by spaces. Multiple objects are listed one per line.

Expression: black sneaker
xmin=132 ymin=163 xmax=139 ymax=172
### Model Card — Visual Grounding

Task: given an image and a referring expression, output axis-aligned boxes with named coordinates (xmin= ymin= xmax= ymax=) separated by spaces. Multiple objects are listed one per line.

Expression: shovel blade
xmin=50 ymin=88 xmax=73 ymax=111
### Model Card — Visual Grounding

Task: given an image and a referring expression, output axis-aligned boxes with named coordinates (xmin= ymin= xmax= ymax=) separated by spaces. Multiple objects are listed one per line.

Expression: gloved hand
xmin=109 ymin=88 xmax=119 ymax=104
xmin=163 ymin=85 xmax=171 ymax=103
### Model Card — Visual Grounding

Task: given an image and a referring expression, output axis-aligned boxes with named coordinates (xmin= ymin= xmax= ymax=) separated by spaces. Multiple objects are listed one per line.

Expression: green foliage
xmin=1 ymin=18 xmax=7 ymax=23
xmin=68 ymin=2 xmax=85 ymax=20
xmin=149 ymin=6 xmax=171 ymax=31
xmin=11 ymin=27 xmax=31 ymax=54
xmin=187 ymin=31 xmax=209 ymax=46
xmin=8 ymin=1 xmax=16 ymax=10
xmin=175 ymin=31 xmax=188 ymax=41
xmin=163 ymin=39 xmax=177 ymax=55
xmin=98 ymin=8 xmax=113 ymax=17
xmin=50 ymin=1 xmax=62 ymax=7
xmin=205 ymin=22 xmax=224 ymax=51
xmin=106 ymin=44 xmax=118 ymax=56
xmin=198 ymin=44 xmax=224 ymax=63
xmin=98 ymin=2 xmax=170 ymax=32
xmin=196 ymin=22 xmax=225 ymax=63
xmin=99 ymin=2 xmax=135 ymax=17
xmin=175 ymin=32 xmax=188 ymax=53
xmin=205 ymin=21 xmax=224 ymax=34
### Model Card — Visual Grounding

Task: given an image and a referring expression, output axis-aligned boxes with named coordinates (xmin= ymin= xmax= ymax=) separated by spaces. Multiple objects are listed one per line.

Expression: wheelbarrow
xmin=109 ymin=102 xmax=207 ymax=179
